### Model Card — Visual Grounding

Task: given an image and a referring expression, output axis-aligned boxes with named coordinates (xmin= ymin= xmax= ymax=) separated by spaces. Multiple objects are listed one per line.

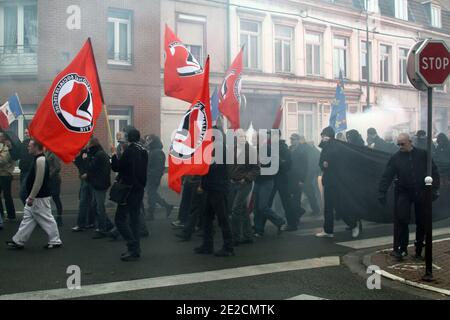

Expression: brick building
xmin=0 ymin=0 xmax=161 ymax=194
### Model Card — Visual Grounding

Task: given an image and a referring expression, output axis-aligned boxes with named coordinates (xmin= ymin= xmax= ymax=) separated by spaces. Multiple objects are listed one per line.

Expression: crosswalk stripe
xmin=287 ymin=294 xmax=328 ymax=300
xmin=294 ymin=222 xmax=390 ymax=237
xmin=336 ymin=227 xmax=450 ymax=249
xmin=0 ymin=256 xmax=340 ymax=300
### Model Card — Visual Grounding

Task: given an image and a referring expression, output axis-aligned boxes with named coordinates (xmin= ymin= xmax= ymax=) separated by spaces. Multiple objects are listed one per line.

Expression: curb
xmin=362 ymin=238 xmax=450 ymax=297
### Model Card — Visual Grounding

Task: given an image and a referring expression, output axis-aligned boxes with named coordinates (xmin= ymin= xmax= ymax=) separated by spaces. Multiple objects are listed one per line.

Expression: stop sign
xmin=416 ymin=39 xmax=450 ymax=87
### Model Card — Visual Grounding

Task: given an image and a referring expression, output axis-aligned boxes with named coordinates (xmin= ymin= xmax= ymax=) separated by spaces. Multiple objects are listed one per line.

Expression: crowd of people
xmin=1 ymin=124 xmax=449 ymax=262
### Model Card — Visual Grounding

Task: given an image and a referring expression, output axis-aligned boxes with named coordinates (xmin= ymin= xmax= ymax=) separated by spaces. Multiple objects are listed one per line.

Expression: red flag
xmin=168 ymin=57 xmax=213 ymax=193
xmin=29 ymin=39 xmax=103 ymax=163
xmin=164 ymin=25 xmax=205 ymax=103
xmin=272 ymin=105 xmax=283 ymax=129
xmin=219 ymin=49 xmax=243 ymax=129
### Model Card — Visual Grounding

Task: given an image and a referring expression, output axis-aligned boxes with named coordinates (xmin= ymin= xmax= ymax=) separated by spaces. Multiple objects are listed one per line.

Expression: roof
xmin=321 ymin=0 xmax=450 ymax=34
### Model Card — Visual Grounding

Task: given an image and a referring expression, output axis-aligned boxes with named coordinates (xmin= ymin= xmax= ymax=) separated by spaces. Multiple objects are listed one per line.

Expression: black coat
xmin=147 ymin=138 xmax=166 ymax=185
xmin=19 ymin=138 xmax=34 ymax=176
xmin=111 ymin=142 xmax=148 ymax=191
xmin=86 ymin=145 xmax=111 ymax=191
xmin=379 ymin=147 xmax=440 ymax=195
xmin=319 ymin=139 xmax=340 ymax=187
xmin=74 ymin=149 xmax=89 ymax=177
xmin=289 ymin=143 xmax=308 ymax=183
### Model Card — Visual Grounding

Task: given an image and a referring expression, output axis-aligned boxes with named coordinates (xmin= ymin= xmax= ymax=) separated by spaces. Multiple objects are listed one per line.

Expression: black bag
xmin=109 ymin=182 xmax=132 ymax=205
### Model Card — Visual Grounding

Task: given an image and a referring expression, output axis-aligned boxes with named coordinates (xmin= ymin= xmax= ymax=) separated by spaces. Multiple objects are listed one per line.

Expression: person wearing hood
xmin=367 ymin=128 xmax=391 ymax=153
xmin=145 ymin=134 xmax=173 ymax=220
xmin=414 ymin=130 xmax=436 ymax=153
xmin=83 ymin=137 xmax=114 ymax=239
xmin=346 ymin=129 xmax=365 ymax=147
xmin=316 ymin=127 xmax=360 ymax=239
xmin=434 ymin=133 xmax=450 ymax=163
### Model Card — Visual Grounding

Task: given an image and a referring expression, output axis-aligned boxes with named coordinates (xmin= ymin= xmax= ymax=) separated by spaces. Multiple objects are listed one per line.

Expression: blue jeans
xmin=253 ymin=179 xmax=285 ymax=235
xmin=77 ymin=180 xmax=96 ymax=228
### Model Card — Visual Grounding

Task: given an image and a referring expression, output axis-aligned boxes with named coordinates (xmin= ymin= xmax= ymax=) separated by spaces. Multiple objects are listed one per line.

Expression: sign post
xmin=408 ymin=39 xmax=450 ymax=281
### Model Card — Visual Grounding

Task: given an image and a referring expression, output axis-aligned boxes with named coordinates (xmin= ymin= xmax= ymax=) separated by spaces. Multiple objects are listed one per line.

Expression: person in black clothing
xmin=346 ymin=129 xmax=365 ymax=147
xmin=45 ymin=151 xmax=63 ymax=226
xmin=111 ymin=128 xmax=148 ymax=262
xmin=83 ymin=137 xmax=114 ymax=239
xmin=19 ymin=129 xmax=34 ymax=204
xmin=316 ymin=127 xmax=360 ymax=239
xmin=414 ymin=130 xmax=436 ymax=154
xmin=367 ymin=128 xmax=392 ymax=153
xmin=268 ymin=133 xmax=294 ymax=230
xmin=383 ymin=131 xmax=399 ymax=154
xmin=72 ymin=147 xmax=96 ymax=232
xmin=434 ymin=133 xmax=450 ymax=163
xmin=284 ymin=133 xmax=308 ymax=231
xmin=175 ymin=175 xmax=206 ymax=241
xmin=378 ymin=133 xmax=440 ymax=261
xmin=145 ymin=134 xmax=173 ymax=220
xmin=195 ymin=130 xmax=234 ymax=257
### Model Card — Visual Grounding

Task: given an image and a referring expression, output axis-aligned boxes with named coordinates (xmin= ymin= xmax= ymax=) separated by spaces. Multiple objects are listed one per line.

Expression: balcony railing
xmin=0 ymin=45 xmax=38 ymax=76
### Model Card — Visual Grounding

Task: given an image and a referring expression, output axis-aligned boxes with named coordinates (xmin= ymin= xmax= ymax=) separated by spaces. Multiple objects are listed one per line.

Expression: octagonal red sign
xmin=416 ymin=40 xmax=450 ymax=87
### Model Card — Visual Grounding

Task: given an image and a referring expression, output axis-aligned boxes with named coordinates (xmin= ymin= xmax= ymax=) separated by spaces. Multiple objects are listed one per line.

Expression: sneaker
xmin=92 ymin=231 xmax=107 ymax=239
xmin=281 ymin=225 xmax=298 ymax=232
xmin=315 ymin=231 xmax=334 ymax=238
xmin=171 ymin=220 xmax=185 ymax=229
xmin=121 ymin=253 xmax=140 ymax=262
xmin=214 ymin=248 xmax=235 ymax=257
xmin=6 ymin=240 xmax=24 ymax=250
xmin=395 ymin=251 xmax=408 ymax=261
xmin=71 ymin=226 xmax=84 ymax=232
xmin=254 ymin=232 xmax=263 ymax=238
xmin=194 ymin=246 xmax=214 ymax=254
xmin=44 ymin=243 xmax=62 ymax=249
xmin=166 ymin=205 xmax=174 ymax=218
xmin=85 ymin=224 xmax=95 ymax=229
xmin=351 ymin=226 xmax=360 ymax=239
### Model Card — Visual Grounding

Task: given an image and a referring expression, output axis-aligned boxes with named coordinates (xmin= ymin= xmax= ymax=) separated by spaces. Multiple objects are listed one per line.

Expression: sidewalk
xmin=370 ymin=238 xmax=450 ymax=295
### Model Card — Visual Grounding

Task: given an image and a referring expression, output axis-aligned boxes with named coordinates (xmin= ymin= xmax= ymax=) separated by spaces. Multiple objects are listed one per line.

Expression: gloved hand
xmin=432 ymin=190 xmax=440 ymax=201
xmin=378 ymin=194 xmax=387 ymax=206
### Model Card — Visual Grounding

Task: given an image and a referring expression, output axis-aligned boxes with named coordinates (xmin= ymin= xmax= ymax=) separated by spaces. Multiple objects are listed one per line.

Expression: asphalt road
xmin=1 ymin=208 xmax=449 ymax=300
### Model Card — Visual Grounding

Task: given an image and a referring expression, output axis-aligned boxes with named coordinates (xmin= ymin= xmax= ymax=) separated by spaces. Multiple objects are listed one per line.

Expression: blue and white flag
xmin=329 ymin=71 xmax=347 ymax=133
xmin=0 ymin=94 xmax=23 ymax=129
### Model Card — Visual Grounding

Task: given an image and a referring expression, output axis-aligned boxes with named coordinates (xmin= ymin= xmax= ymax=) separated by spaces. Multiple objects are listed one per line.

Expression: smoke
xmin=347 ymin=105 xmax=410 ymax=141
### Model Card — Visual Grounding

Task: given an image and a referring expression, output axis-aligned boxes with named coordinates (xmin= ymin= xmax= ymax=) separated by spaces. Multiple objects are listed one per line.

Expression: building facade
xmin=0 ymin=0 xmax=161 ymax=193
xmin=160 ymin=0 xmax=450 ymax=147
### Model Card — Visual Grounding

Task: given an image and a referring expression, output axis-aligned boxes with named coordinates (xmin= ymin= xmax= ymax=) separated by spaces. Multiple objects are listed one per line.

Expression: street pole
xmin=423 ymin=87 xmax=433 ymax=281
xmin=365 ymin=1 xmax=370 ymax=110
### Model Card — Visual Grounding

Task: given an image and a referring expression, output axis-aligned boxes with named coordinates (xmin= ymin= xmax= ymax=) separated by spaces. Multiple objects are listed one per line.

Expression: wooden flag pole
xmin=103 ymin=104 xmax=114 ymax=153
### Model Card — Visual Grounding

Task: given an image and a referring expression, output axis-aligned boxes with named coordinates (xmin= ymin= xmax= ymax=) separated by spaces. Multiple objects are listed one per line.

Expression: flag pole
xmin=103 ymin=104 xmax=114 ymax=153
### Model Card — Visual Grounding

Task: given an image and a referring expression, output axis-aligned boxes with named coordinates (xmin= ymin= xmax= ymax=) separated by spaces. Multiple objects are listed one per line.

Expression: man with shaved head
xmin=378 ymin=133 xmax=440 ymax=261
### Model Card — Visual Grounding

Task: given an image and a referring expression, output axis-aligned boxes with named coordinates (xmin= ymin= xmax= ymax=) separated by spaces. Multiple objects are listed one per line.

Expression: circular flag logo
xmin=52 ymin=73 xmax=94 ymax=133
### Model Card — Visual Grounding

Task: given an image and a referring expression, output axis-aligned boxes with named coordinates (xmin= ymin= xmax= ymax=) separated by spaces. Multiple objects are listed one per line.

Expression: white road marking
xmin=337 ymin=227 xmax=450 ymax=249
xmin=294 ymin=222 xmax=389 ymax=237
xmin=287 ymin=294 xmax=328 ymax=300
xmin=0 ymin=256 xmax=340 ymax=300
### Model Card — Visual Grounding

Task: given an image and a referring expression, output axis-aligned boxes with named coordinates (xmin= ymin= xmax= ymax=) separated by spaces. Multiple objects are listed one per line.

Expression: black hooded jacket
xmin=434 ymin=133 xmax=450 ymax=163
xmin=86 ymin=145 xmax=111 ymax=191
xmin=147 ymin=137 xmax=166 ymax=185
xmin=111 ymin=142 xmax=148 ymax=191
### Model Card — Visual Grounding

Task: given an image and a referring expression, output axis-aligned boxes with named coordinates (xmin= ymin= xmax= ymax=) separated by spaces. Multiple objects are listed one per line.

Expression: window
xmin=305 ymin=32 xmax=322 ymax=76
xmin=431 ymin=5 xmax=442 ymax=28
xmin=380 ymin=44 xmax=391 ymax=83
xmin=0 ymin=1 xmax=38 ymax=74
xmin=240 ymin=20 xmax=261 ymax=69
xmin=9 ymin=104 xmax=37 ymax=141
xmin=177 ymin=14 xmax=206 ymax=65
xmin=108 ymin=107 xmax=132 ymax=146
xmin=363 ymin=0 xmax=379 ymax=13
xmin=108 ymin=8 xmax=132 ymax=66
xmin=395 ymin=0 xmax=408 ymax=21
xmin=399 ymin=48 xmax=409 ymax=85
xmin=361 ymin=41 xmax=371 ymax=81
xmin=274 ymin=25 xmax=293 ymax=73
xmin=286 ymin=102 xmax=317 ymax=142
xmin=333 ymin=37 xmax=349 ymax=79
